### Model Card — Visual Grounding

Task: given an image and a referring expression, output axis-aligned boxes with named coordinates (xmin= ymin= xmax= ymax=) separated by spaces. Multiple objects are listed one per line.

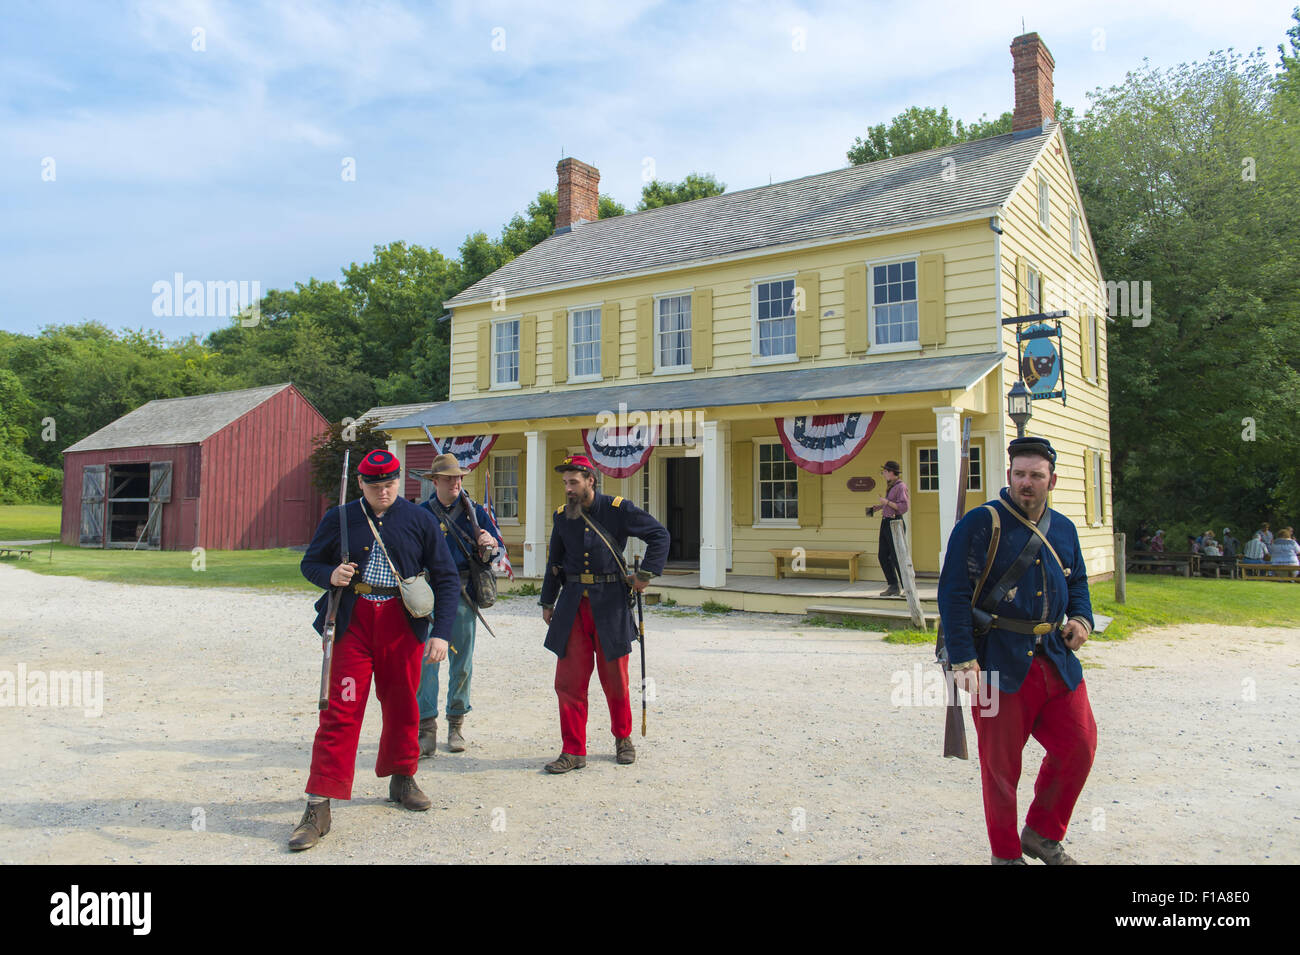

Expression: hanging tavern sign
xmin=1003 ymin=309 xmax=1069 ymax=404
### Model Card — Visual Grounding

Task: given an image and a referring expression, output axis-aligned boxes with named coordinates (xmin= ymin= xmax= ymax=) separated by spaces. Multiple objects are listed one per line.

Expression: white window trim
xmin=1070 ymin=208 xmax=1081 ymax=258
xmin=653 ymin=289 xmax=694 ymax=373
xmin=489 ymin=450 xmax=521 ymax=525
xmin=753 ymin=439 xmax=800 ymax=528
xmin=1037 ymin=172 xmax=1050 ymax=233
xmin=490 ymin=315 xmax=522 ymax=391
xmin=1026 ymin=264 xmax=1042 ymax=314
xmin=750 ymin=271 xmax=798 ymax=363
xmin=966 ymin=444 xmax=983 ymax=493
xmin=916 ymin=445 xmax=940 ymax=494
xmin=866 ymin=253 xmax=922 ymax=355
xmin=568 ymin=302 xmax=603 ymax=383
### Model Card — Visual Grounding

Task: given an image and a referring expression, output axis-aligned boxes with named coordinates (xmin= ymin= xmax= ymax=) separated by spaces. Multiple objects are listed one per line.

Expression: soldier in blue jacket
xmin=539 ymin=454 xmax=669 ymax=773
xmin=938 ymin=436 xmax=1097 ymax=865
xmin=414 ymin=453 xmax=503 ymax=755
xmin=290 ymin=449 xmax=461 ymax=851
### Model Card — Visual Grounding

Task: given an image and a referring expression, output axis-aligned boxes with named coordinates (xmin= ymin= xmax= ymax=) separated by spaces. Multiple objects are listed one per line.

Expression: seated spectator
xmin=1202 ymin=539 xmax=1222 ymax=557
xmin=1268 ymin=529 xmax=1299 ymax=577
xmin=1259 ymin=522 xmax=1274 ymax=547
xmin=1222 ymin=528 xmax=1240 ymax=558
xmin=1187 ymin=536 xmax=1201 ymax=555
xmin=1242 ymin=532 xmax=1268 ymax=563
xmin=1150 ymin=530 xmax=1165 ymax=553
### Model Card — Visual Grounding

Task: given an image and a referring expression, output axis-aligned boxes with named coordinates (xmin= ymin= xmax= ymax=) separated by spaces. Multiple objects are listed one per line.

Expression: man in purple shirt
xmin=871 ymin=460 xmax=910 ymax=597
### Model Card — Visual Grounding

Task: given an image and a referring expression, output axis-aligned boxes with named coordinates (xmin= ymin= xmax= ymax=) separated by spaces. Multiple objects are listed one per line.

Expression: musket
xmin=935 ymin=419 xmax=971 ymax=758
xmin=319 ymin=449 xmax=350 ymax=710
xmin=634 ymin=555 xmax=647 ymax=737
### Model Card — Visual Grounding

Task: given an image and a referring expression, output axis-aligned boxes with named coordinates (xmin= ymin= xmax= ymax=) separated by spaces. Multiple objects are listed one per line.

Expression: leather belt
xmin=351 ymin=582 xmax=399 ymax=596
xmin=578 ymin=573 xmax=622 ymax=584
xmin=989 ymin=616 xmax=1057 ymax=636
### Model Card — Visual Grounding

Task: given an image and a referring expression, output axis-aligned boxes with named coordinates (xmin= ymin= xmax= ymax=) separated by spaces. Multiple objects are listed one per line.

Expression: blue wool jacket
xmin=420 ymin=495 xmax=504 ymax=573
xmin=301 ymin=495 xmax=460 ymax=644
xmin=938 ymin=487 xmax=1093 ymax=693
xmin=539 ymin=493 xmax=670 ymax=660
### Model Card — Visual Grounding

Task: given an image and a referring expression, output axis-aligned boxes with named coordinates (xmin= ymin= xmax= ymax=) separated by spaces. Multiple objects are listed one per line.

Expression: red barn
xmin=60 ymin=383 xmax=329 ymax=551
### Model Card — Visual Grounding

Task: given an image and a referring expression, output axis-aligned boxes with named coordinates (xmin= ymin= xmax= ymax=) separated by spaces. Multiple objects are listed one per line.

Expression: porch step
xmin=805 ymin=603 xmax=938 ymax=630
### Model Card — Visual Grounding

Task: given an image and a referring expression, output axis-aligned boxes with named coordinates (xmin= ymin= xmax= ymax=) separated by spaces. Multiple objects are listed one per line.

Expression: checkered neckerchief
xmin=359 ymin=524 xmax=399 ymax=602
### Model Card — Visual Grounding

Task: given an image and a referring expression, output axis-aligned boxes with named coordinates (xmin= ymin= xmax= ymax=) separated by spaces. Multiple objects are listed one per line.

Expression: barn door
xmin=145 ymin=462 xmax=173 ymax=548
xmin=79 ymin=465 xmax=106 ymax=546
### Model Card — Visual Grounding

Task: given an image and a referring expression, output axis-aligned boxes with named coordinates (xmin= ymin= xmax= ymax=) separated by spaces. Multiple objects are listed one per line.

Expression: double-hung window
xmin=570 ymin=306 xmax=601 ymax=380
xmin=870 ymin=259 xmax=918 ymax=348
xmin=656 ymin=294 xmax=692 ymax=371
xmin=490 ymin=453 xmax=519 ymax=522
xmin=1027 ymin=266 xmax=1041 ymax=314
xmin=754 ymin=278 xmax=796 ymax=359
xmin=757 ymin=441 xmax=798 ymax=522
xmin=492 ymin=318 xmax=520 ymax=387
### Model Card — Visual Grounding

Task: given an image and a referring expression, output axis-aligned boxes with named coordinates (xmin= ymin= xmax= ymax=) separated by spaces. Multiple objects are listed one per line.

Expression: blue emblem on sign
xmin=1019 ymin=322 xmax=1061 ymax=397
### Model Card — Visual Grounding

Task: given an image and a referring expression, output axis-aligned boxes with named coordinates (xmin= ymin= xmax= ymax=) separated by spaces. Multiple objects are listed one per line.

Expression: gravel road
xmin=1 ymin=563 xmax=1295 ymax=864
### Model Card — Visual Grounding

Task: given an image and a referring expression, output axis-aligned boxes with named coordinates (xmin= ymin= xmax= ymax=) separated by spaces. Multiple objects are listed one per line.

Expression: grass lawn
xmin=809 ymin=575 xmax=1300 ymax=644
xmin=0 ymin=504 xmax=61 ymax=540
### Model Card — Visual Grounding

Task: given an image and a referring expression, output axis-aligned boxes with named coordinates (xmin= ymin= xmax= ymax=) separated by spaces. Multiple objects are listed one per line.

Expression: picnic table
xmin=1127 ymin=550 xmax=1198 ymax=577
xmin=1239 ymin=561 xmax=1299 ymax=582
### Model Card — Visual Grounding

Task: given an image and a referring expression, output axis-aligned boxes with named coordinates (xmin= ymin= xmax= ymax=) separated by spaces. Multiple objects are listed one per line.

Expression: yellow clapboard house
xmin=376 ymin=32 xmax=1112 ymax=593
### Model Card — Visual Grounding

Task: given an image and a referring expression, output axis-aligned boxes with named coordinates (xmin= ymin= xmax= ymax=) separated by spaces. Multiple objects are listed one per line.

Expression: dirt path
xmin=1 ymin=563 xmax=1295 ymax=864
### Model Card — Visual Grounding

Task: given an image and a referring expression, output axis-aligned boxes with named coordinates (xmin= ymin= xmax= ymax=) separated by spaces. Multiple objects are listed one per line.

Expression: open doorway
xmin=664 ymin=456 xmax=700 ymax=565
xmin=106 ymin=464 xmax=155 ymax=548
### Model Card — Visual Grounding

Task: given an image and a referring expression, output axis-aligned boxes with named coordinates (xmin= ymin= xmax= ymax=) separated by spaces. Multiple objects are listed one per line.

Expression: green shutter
xmin=918 ymin=252 xmax=946 ymax=346
xmin=636 ymin=297 xmax=653 ymax=374
xmin=520 ymin=314 xmax=537 ymax=387
xmin=602 ymin=301 xmax=619 ymax=379
xmin=732 ymin=441 xmax=752 ymax=525
xmin=797 ymin=467 xmax=822 ymax=528
xmin=692 ymin=288 xmax=712 ymax=369
xmin=844 ymin=264 xmax=868 ymax=353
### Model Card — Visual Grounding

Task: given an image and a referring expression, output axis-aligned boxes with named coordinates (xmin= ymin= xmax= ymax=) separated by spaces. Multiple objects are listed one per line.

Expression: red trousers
xmin=972 ymin=654 xmax=1097 ymax=859
xmin=306 ymin=597 xmax=422 ymax=799
xmin=554 ymin=596 xmax=632 ymax=755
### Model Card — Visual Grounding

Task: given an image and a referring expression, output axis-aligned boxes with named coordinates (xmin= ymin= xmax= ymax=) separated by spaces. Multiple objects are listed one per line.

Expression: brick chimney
xmin=1011 ymin=33 xmax=1055 ymax=133
xmin=555 ymin=158 xmax=600 ymax=232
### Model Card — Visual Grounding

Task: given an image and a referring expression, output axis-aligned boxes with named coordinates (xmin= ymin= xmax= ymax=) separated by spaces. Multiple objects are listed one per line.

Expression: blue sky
xmin=1 ymin=0 xmax=1295 ymax=339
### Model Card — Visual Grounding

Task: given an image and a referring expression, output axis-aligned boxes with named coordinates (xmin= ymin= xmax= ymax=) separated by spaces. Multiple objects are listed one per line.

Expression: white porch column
xmin=523 ymin=430 xmax=549 ymax=578
xmin=387 ymin=438 xmax=407 ymax=495
xmin=700 ymin=419 xmax=729 ymax=588
xmin=933 ymin=406 xmax=961 ymax=569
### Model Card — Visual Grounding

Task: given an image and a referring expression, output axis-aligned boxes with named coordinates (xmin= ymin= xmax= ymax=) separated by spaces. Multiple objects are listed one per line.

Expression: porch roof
xmin=382 ymin=351 xmax=1003 ymax=431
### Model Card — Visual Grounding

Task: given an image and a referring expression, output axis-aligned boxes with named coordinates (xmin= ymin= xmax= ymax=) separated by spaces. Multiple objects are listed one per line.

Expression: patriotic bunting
xmin=423 ymin=433 xmax=498 ymax=472
xmin=775 ymin=412 xmax=884 ymax=474
xmin=581 ymin=424 xmax=657 ymax=478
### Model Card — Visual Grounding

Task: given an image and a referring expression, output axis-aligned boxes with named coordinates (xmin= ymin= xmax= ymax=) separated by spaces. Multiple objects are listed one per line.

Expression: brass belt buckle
xmin=580 ymin=573 xmax=595 ymax=584
xmin=1033 ymin=622 xmax=1052 ymax=635
xmin=354 ymin=581 xmax=372 ymax=594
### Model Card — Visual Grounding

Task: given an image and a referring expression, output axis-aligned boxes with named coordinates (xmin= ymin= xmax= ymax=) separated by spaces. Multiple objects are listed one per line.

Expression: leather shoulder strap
xmin=1003 ymin=504 xmax=1068 ymax=576
xmin=970 ymin=505 xmax=1001 ymax=609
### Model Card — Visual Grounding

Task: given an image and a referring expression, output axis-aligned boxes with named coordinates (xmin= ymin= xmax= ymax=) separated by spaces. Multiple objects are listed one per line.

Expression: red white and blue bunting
xmin=775 ymin=412 xmax=884 ymax=474
xmin=424 ymin=433 xmax=498 ymax=472
xmin=582 ymin=424 xmax=657 ymax=478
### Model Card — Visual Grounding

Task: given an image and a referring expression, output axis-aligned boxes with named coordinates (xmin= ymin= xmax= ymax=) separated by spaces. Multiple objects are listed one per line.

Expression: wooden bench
xmin=1198 ymin=555 xmax=1238 ymax=579
xmin=770 ymin=549 xmax=864 ymax=583
xmin=0 ymin=547 xmax=33 ymax=559
xmin=1239 ymin=562 xmax=1299 ymax=582
xmin=1127 ymin=554 xmax=1192 ymax=576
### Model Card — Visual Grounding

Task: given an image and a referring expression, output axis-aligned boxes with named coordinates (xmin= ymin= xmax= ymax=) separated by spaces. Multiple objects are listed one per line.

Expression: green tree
xmin=846 ymin=105 xmax=1077 ymax=164
xmin=636 ymin=173 xmax=726 ymax=210
xmin=1069 ymin=45 xmax=1300 ymax=532
xmin=309 ymin=418 xmax=392 ymax=501
xmin=0 ymin=368 xmax=62 ymax=504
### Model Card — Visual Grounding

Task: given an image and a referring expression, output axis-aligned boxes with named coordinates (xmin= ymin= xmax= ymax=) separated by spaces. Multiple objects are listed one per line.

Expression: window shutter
xmin=795 ymin=270 xmax=821 ymax=358
xmin=478 ymin=323 xmax=491 ymax=390
xmin=1082 ymin=308 xmax=1095 ymax=380
xmin=552 ymin=310 xmax=567 ymax=384
xmin=1016 ymin=256 xmax=1028 ymax=317
xmin=732 ymin=441 xmax=753 ymax=525
xmin=520 ymin=314 xmax=537 ymax=387
xmin=636 ymin=297 xmax=653 ymax=375
xmin=1084 ymin=449 xmax=1096 ymax=525
xmin=844 ymin=264 xmax=868 ymax=354
xmin=692 ymin=288 xmax=713 ymax=369
xmin=918 ymin=252 xmax=946 ymax=346
xmin=797 ymin=468 xmax=822 ymax=527
xmin=517 ymin=449 xmax=527 ymax=525
xmin=602 ymin=301 xmax=620 ymax=379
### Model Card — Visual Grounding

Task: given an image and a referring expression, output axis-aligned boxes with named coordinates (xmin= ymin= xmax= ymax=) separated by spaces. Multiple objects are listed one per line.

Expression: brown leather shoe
xmin=544 ymin=753 xmax=586 ymax=774
xmin=446 ymin=715 xmax=466 ymax=752
xmin=991 ymin=854 xmax=1028 ymax=865
xmin=615 ymin=736 xmax=636 ymax=764
xmin=289 ymin=800 xmax=330 ymax=851
xmin=1021 ymin=825 xmax=1079 ymax=865
xmin=418 ymin=717 xmax=437 ymax=758
xmin=388 ymin=774 xmax=431 ymax=811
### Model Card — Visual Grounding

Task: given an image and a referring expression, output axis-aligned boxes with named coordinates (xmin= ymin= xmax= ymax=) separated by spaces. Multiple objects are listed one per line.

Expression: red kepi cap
xmin=555 ymin=453 xmax=598 ymax=476
xmin=358 ymin=449 xmax=401 ymax=483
